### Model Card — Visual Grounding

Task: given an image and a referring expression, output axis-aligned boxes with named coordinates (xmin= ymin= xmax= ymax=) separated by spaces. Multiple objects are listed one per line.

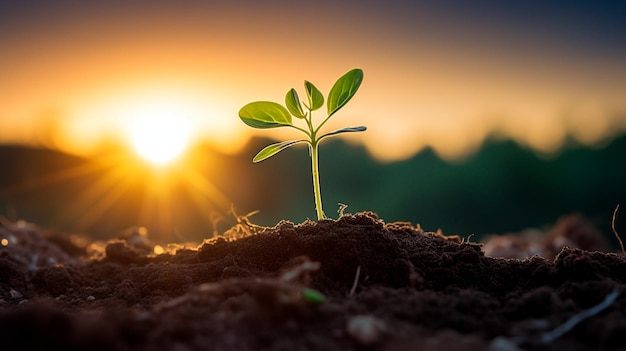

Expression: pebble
xmin=490 ymin=337 xmax=522 ymax=351
xmin=346 ymin=315 xmax=387 ymax=346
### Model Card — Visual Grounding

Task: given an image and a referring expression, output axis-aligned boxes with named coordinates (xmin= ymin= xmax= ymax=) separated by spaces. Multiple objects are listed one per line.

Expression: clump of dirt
xmin=1 ymin=212 xmax=625 ymax=350
xmin=481 ymin=214 xmax=610 ymax=260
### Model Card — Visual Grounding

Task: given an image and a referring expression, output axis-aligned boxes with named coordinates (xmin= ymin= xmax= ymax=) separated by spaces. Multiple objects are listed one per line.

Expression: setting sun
xmin=131 ymin=114 xmax=191 ymax=165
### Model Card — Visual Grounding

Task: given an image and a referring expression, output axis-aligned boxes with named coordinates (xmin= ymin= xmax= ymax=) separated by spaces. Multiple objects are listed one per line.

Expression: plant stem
xmin=310 ymin=141 xmax=325 ymax=220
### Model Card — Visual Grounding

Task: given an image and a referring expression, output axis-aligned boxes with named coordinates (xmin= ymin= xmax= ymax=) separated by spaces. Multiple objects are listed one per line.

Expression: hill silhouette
xmin=1 ymin=135 xmax=625 ymax=242
xmin=248 ymin=134 xmax=626 ymax=238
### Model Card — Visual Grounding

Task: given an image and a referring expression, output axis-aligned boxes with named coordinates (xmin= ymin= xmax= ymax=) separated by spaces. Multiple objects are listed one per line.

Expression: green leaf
xmin=302 ymin=288 xmax=325 ymax=304
xmin=327 ymin=68 xmax=363 ymax=117
xmin=285 ymin=89 xmax=306 ymax=118
xmin=253 ymin=139 xmax=306 ymax=163
xmin=319 ymin=126 xmax=366 ymax=141
xmin=239 ymin=101 xmax=293 ymax=129
xmin=304 ymin=81 xmax=324 ymax=111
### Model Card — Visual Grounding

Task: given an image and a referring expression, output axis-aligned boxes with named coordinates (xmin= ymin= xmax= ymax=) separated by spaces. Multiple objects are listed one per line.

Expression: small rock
xmin=86 ymin=295 xmax=96 ymax=301
xmin=346 ymin=315 xmax=387 ymax=347
xmin=490 ymin=337 xmax=522 ymax=351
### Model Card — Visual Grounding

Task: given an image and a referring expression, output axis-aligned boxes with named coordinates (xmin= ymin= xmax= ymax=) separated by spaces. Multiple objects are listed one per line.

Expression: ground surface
xmin=1 ymin=212 xmax=625 ymax=351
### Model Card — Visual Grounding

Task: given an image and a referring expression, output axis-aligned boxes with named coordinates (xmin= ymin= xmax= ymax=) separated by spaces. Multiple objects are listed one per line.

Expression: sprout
xmin=238 ymin=69 xmax=366 ymax=220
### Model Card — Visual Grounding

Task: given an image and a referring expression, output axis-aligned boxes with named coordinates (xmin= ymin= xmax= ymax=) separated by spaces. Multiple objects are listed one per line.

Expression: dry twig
xmin=348 ymin=265 xmax=361 ymax=297
xmin=612 ymin=204 xmax=625 ymax=255
xmin=541 ymin=289 xmax=620 ymax=344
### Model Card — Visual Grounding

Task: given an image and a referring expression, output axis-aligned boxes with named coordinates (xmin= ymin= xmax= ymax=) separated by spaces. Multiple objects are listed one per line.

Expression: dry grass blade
xmin=612 ymin=204 xmax=625 ymax=255
xmin=349 ymin=265 xmax=361 ymax=297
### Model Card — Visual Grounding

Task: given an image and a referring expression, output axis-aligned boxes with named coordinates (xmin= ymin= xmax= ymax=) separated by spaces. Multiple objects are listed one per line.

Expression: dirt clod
xmin=0 ymin=212 xmax=624 ymax=350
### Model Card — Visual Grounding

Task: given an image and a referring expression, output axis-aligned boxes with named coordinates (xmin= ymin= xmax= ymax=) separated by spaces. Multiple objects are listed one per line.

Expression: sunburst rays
xmin=0 ymin=147 xmax=232 ymax=242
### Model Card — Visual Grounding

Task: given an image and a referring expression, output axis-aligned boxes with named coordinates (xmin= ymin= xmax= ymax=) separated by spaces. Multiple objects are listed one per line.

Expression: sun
xmin=131 ymin=114 xmax=191 ymax=165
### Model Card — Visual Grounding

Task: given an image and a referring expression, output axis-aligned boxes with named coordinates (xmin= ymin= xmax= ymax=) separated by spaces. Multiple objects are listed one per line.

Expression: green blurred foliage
xmin=247 ymin=135 xmax=626 ymax=238
xmin=1 ymin=134 xmax=625 ymax=242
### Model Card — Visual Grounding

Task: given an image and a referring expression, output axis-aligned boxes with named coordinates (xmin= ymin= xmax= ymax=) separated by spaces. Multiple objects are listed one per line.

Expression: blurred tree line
xmin=1 ymin=134 xmax=625 ymax=242
xmin=244 ymin=134 xmax=626 ymax=239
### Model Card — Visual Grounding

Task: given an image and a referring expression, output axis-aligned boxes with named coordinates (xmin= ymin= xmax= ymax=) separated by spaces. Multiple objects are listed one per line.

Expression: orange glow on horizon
xmin=0 ymin=140 xmax=234 ymax=240
xmin=1 ymin=1 xmax=625 ymax=162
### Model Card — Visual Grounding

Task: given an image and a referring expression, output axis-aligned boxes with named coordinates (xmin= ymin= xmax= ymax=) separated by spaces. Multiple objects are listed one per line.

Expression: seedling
xmin=239 ymin=68 xmax=366 ymax=220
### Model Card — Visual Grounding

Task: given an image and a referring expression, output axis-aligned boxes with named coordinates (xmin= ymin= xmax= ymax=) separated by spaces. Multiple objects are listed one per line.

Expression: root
xmin=493 ymin=289 xmax=621 ymax=349
xmin=541 ymin=289 xmax=620 ymax=345
xmin=462 ymin=233 xmax=475 ymax=244
xmin=338 ymin=203 xmax=349 ymax=217
xmin=209 ymin=212 xmax=224 ymax=237
xmin=220 ymin=205 xmax=268 ymax=241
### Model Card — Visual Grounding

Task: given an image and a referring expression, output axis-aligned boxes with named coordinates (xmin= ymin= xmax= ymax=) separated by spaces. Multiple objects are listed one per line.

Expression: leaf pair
xmin=251 ymin=125 xmax=367 ymax=163
xmin=239 ymin=68 xmax=365 ymax=163
xmin=239 ymin=68 xmax=363 ymax=129
xmin=286 ymin=81 xmax=323 ymax=118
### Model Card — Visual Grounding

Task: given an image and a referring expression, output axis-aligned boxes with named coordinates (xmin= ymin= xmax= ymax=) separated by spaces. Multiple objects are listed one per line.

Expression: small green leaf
xmin=327 ymin=68 xmax=363 ymax=117
xmin=302 ymin=288 xmax=325 ymax=304
xmin=319 ymin=126 xmax=366 ymax=141
xmin=304 ymin=81 xmax=324 ymax=111
xmin=285 ymin=89 xmax=306 ymax=118
xmin=253 ymin=140 xmax=306 ymax=163
xmin=239 ymin=101 xmax=293 ymax=129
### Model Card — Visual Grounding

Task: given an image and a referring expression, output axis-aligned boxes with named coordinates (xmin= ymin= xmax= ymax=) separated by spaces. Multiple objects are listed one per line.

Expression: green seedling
xmin=239 ymin=68 xmax=365 ymax=220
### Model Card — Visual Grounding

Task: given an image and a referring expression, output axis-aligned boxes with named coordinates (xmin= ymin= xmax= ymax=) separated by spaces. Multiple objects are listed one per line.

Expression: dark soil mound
xmin=1 ymin=212 xmax=625 ymax=350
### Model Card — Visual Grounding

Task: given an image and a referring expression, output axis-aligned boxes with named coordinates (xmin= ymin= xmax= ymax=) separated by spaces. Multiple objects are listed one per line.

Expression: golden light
xmin=0 ymin=90 xmax=235 ymax=241
xmin=131 ymin=114 xmax=191 ymax=166
xmin=153 ymin=245 xmax=165 ymax=255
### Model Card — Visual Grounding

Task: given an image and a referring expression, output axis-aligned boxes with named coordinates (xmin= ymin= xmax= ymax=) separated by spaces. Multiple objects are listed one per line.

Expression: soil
xmin=1 ymin=212 xmax=626 ymax=351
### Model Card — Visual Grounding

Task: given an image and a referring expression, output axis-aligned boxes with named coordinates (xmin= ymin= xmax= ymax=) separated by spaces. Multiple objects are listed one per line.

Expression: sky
xmin=1 ymin=0 xmax=626 ymax=162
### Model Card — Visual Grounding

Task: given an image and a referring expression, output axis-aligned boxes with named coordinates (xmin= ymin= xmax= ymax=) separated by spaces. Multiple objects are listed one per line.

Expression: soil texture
xmin=1 ymin=212 xmax=625 ymax=351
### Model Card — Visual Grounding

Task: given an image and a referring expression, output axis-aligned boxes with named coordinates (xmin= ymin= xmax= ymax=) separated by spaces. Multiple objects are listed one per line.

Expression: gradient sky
xmin=1 ymin=0 xmax=625 ymax=161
